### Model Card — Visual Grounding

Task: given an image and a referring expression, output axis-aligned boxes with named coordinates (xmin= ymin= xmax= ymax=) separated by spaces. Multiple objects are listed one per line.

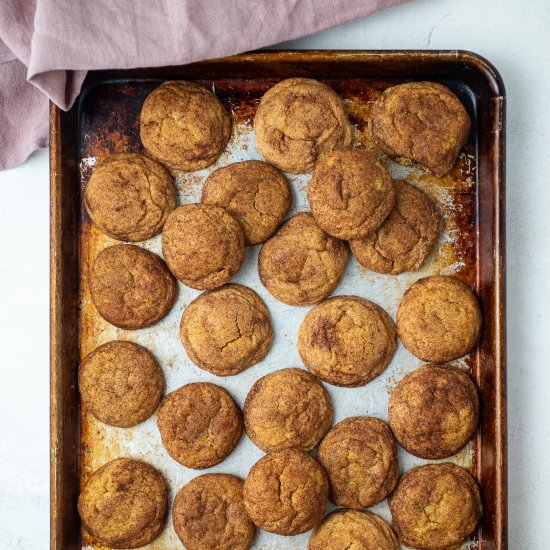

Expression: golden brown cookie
xmin=389 ymin=364 xmax=479 ymax=459
xmin=173 ymin=474 xmax=255 ymax=550
xmin=156 ymin=382 xmax=242 ymax=469
xmin=308 ymin=148 xmax=395 ymax=240
xmin=162 ymin=204 xmax=245 ymax=290
xmin=244 ymin=368 xmax=333 ymax=452
xmin=79 ymin=341 xmax=164 ymax=428
xmin=308 ymin=509 xmax=399 ymax=550
xmin=298 ymin=296 xmax=397 ymax=387
xmin=369 ymin=81 xmax=471 ymax=177
xmin=140 ymin=80 xmax=231 ymax=171
xmin=243 ymin=449 xmax=328 ymax=536
xmin=202 ymin=160 xmax=292 ymax=245
xmin=77 ymin=458 xmax=168 ymax=549
xmin=84 ymin=152 xmax=176 ymax=242
xmin=254 ymin=77 xmax=352 ymax=174
xmin=317 ymin=417 xmax=399 ymax=510
xmin=389 ymin=463 xmax=482 ymax=550
xmin=350 ymin=180 xmax=441 ymax=274
xmin=89 ymin=244 xmax=177 ymax=329
xmin=180 ymin=284 xmax=272 ymax=376
xmin=258 ymin=212 xmax=348 ymax=306
xmin=397 ymin=275 xmax=482 ymax=363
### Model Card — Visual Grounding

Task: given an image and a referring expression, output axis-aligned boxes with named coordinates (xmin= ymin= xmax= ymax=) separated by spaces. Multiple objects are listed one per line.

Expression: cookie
xmin=369 ymin=81 xmax=471 ymax=177
xmin=180 ymin=284 xmax=272 ymax=376
xmin=202 ymin=160 xmax=292 ymax=245
xmin=389 ymin=364 xmax=479 ymax=459
xmin=84 ymin=152 xmax=176 ymax=242
xmin=317 ymin=417 xmax=399 ymax=510
xmin=156 ymin=382 xmax=242 ymax=469
xmin=79 ymin=341 xmax=164 ymax=428
xmin=78 ymin=458 xmax=167 ymax=549
xmin=254 ymin=77 xmax=352 ymax=174
xmin=308 ymin=509 xmax=399 ymax=550
xmin=389 ymin=463 xmax=482 ymax=550
xmin=308 ymin=148 xmax=395 ymax=240
xmin=397 ymin=275 xmax=482 ymax=362
xmin=140 ymin=80 xmax=231 ymax=171
xmin=243 ymin=449 xmax=328 ymax=536
xmin=162 ymin=204 xmax=245 ymax=290
xmin=298 ymin=296 xmax=397 ymax=387
xmin=244 ymin=368 xmax=333 ymax=452
xmin=89 ymin=244 xmax=176 ymax=329
xmin=173 ymin=474 xmax=255 ymax=550
xmin=258 ymin=212 xmax=348 ymax=306
xmin=350 ymin=180 xmax=441 ymax=274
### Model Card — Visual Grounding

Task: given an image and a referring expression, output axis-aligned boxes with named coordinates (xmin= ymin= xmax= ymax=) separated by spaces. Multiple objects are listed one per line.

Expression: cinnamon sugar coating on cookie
xmin=254 ymin=78 xmax=352 ymax=174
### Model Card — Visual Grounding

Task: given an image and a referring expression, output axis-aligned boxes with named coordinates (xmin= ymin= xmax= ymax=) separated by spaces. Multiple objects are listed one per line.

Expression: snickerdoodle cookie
xmin=397 ymin=275 xmax=482 ymax=362
xmin=258 ymin=212 xmax=348 ymax=306
xmin=89 ymin=244 xmax=176 ymax=329
xmin=78 ymin=458 xmax=168 ymax=549
xmin=254 ymin=77 xmax=352 ymax=174
xmin=308 ymin=148 xmax=395 ymax=240
xmin=156 ymin=382 xmax=242 ymax=469
xmin=202 ymin=160 xmax=292 ymax=245
xmin=243 ymin=449 xmax=328 ymax=535
xmin=369 ymin=81 xmax=471 ymax=177
xmin=79 ymin=341 xmax=164 ymax=428
xmin=389 ymin=364 xmax=479 ymax=459
xmin=308 ymin=509 xmax=399 ymax=550
xmin=180 ymin=284 xmax=272 ymax=376
xmin=162 ymin=204 xmax=245 ymax=289
xmin=317 ymin=417 xmax=399 ymax=510
xmin=350 ymin=180 xmax=441 ymax=274
xmin=84 ymin=152 xmax=176 ymax=242
xmin=244 ymin=368 xmax=333 ymax=452
xmin=140 ymin=80 xmax=231 ymax=171
xmin=389 ymin=463 xmax=482 ymax=550
xmin=173 ymin=474 xmax=255 ymax=550
xmin=298 ymin=296 xmax=397 ymax=387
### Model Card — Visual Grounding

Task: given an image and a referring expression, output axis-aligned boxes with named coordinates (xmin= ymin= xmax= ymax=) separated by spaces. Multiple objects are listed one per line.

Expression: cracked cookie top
xmin=397 ymin=275 xmax=482 ymax=363
xmin=317 ymin=417 xmax=399 ymax=510
xmin=78 ymin=458 xmax=168 ymax=549
xmin=308 ymin=148 xmax=396 ymax=240
xmin=350 ymin=180 xmax=441 ymax=274
xmin=389 ymin=364 xmax=479 ymax=459
xmin=254 ymin=78 xmax=352 ymax=174
xmin=173 ymin=473 xmax=255 ymax=550
xmin=369 ymin=81 xmax=471 ymax=177
xmin=244 ymin=368 xmax=333 ymax=452
xmin=202 ymin=160 xmax=291 ymax=245
xmin=84 ymin=152 xmax=176 ymax=242
xmin=156 ymin=382 xmax=242 ymax=469
xmin=298 ymin=295 xmax=397 ymax=387
xmin=243 ymin=449 xmax=328 ymax=536
xmin=258 ymin=212 xmax=348 ymax=306
xmin=89 ymin=244 xmax=177 ymax=329
xmin=389 ymin=463 xmax=482 ymax=550
xmin=79 ymin=341 xmax=164 ymax=428
xmin=140 ymin=80 xmax=231 ymax=171
xmin=162 ymin=204 xmax=245 ymax=290
xmin=180 ymin=284 xmax=272 ymax=376
xmin=308 ymin=509 xmax=399 ymax=550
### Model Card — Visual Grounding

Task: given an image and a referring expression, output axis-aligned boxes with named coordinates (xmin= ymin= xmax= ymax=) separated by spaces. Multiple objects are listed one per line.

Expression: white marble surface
xmin=0 ymin=0 xmax=549 ymax=548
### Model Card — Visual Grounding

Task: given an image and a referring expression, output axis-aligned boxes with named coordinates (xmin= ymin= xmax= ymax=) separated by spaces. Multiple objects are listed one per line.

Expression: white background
xmin=0 ymin=0 xmax=549 ymax=548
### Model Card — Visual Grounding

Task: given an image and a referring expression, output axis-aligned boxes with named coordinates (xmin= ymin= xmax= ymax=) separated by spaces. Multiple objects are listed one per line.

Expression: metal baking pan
xmin=50 ymin=50 xmax=506 ymax=549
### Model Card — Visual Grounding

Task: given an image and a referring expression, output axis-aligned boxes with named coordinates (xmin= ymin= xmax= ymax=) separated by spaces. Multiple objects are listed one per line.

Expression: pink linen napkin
xmin=0 ymin=0 xmax=409 ymax=170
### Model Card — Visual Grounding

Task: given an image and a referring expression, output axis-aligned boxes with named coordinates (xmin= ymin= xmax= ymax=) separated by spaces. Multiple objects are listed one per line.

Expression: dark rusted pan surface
xmin=51 ymin=50 xmax=506 ymax=549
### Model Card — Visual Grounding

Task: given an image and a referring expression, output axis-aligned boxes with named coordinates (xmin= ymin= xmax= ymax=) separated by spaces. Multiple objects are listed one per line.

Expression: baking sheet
xmin=77 ymin=77 xmax=480 ymax=549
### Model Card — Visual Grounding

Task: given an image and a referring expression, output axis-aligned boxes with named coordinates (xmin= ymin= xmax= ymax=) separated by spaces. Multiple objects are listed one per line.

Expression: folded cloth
xmin=0 ymin=0 xmax=409 ymax=170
